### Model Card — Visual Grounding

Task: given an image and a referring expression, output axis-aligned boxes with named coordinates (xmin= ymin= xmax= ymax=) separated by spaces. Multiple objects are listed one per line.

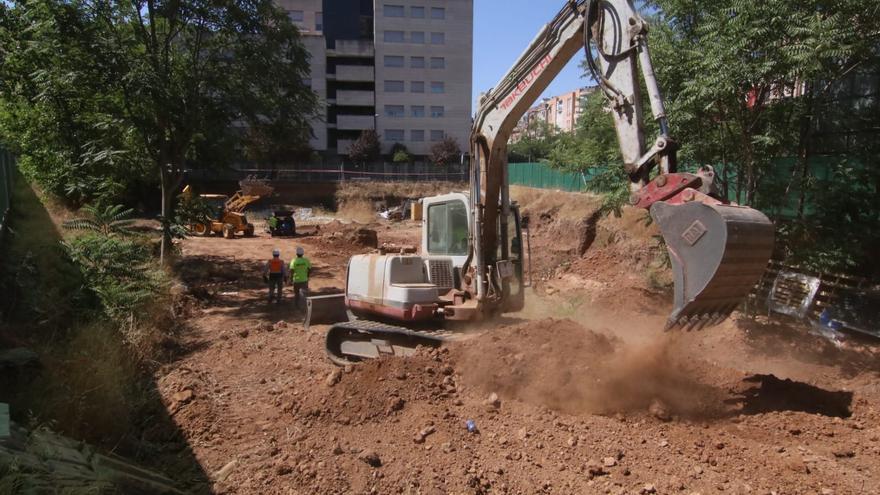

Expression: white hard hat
xmin=296 ymin=246 xmax=304 ymax=256
xmin=272 ymin=249 xmax=280 ymax=257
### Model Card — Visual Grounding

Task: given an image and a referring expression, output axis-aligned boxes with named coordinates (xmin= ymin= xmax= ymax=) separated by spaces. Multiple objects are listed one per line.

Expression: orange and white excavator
xmin=316 ymin=0 xmax=775 ymax=364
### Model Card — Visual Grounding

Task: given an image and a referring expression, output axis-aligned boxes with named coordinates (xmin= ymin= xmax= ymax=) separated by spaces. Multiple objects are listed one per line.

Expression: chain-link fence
xmin=0 ymin=148 xmax=13 ymax=244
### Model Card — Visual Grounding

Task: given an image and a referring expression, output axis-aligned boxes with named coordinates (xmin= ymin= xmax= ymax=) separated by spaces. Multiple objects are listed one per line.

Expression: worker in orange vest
xmin=263 ymin=248 xmax=289 ymax=304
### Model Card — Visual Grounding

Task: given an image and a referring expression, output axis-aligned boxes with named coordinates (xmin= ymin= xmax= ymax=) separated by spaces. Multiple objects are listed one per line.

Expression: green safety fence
xmin=0 ymin=148 xmax=13 ymax=243
xmin=508 ymin=162 xmax=588 ymax=192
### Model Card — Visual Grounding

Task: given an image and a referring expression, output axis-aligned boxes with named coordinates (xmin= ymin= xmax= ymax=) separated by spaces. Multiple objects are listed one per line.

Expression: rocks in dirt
xmin=274 ymin=464 xmax=293 ymax=476
xmin=832 ymin=448 xmax=855 ymax=458
xmin=236 ymin=328 xmax=250 ymax=338
xmin=413 ymin=425 xmax=436 ymax=444
xmin=172 ymin=389 xmax=195 ymax=404
xmin=484 ymin=392 xmax=501 ymax=410
xmin=640 ymin=484 xmax=657 ymax=494
xmin=566 ymin=436 xmax=578 ymax=447
xmin=358 ymin=450 xmax=382 ymax=467
xmin=332 ymin=445 xmax=344 ymax=455
xmin=649 ymin=399 xmax=672 ymax=421
xmin=585 ymin=460 xmax=608 ymax=478
xmin=352 ymin=228 xmax=378 ymax=248
xmin=325 ymin=369 xmax=342 ymax=387
xmin=273 ymin=320 xmax=289 ymax=331
xmin=602 ymin=457 xmax=618 ymax=468
xmin=256 ymin=322 xmax=274 ymax=332
xmin=441 ymin=364 xmax=454 ymax=376
xmin=516 ymin=427 xmax=530 ymax=440
xmin=387 ymin=397 xmax=405 ymax=413
xmin=213 ymin=459 xmax=238 ymax=481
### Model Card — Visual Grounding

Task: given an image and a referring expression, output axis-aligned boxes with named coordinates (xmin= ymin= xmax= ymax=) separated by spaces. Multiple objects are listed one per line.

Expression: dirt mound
xmin=454 ymin=319 xmax=731 ymax=419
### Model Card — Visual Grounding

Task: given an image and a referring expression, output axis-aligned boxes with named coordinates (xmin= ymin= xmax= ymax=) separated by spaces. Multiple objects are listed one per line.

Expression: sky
xmin=472 ymin=0 xmax=589 ymax=110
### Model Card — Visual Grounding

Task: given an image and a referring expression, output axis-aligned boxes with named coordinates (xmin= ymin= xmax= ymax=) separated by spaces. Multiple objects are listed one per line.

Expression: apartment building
xmin=278 ymin=0 xmax=473 ymax=158
xmin=511 ymin=86 xmax=595 ymax=142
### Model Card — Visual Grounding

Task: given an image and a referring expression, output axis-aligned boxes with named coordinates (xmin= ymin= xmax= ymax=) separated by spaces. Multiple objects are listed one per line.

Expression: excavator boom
xmin=469 ymin=0 xmax=775 ymax=329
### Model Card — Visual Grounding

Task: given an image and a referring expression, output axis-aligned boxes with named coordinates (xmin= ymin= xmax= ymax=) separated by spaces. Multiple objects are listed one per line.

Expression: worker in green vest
xmin=289 ymin=246 xmax=311 ymax=309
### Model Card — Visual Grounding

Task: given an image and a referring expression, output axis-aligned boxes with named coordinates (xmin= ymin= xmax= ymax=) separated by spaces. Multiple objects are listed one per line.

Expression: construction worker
xmin=289 ymin=246 xmax=311 ymax=308
xmin=263 ymin=249 xmax=289 ymax=304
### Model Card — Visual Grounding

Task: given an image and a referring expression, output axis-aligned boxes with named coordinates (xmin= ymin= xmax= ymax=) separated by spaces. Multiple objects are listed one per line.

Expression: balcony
xmin=336 ymin=90 xmax=375 ymax=106
xmin=335 ymin=65 xmax=374 ymax=82
xmin=328 ymin=39 xmax=374 ymax=58
xmin=336 ymin=115 xmax=375 ymax=130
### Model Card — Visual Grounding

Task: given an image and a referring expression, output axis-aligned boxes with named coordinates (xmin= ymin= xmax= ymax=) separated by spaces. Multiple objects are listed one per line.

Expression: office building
xmin=278 ymin=0 xmax=473 ymax=159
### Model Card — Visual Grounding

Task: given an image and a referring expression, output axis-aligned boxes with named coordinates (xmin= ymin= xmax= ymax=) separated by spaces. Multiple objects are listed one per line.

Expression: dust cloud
xmin=454 ymin=318 xmax=728 ymax=419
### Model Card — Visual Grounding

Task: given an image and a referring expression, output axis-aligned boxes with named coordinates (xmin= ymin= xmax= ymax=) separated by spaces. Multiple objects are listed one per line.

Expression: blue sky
xmin=472 ymin=0 xmax=589 ymax=109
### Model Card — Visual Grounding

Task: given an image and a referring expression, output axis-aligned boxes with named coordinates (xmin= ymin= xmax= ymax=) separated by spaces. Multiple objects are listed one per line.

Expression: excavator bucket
xmin=650 ymin=201 xmax=775 ymax=330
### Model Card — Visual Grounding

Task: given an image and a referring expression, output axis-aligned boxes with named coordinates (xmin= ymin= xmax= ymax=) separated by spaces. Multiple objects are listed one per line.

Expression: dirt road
xmin=160 ymin=207 xmax=880 ymax=494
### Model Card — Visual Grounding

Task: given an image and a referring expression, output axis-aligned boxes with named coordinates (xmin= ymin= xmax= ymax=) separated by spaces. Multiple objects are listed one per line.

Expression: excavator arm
xmin=468 ymin=0 xmax=775 ymax=329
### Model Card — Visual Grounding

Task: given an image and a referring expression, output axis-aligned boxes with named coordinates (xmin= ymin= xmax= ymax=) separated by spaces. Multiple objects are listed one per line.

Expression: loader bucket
xmin=650 ymin=201 xmax=775 ymax=330
xmin=304 ymin=294 xmax=349 ymax=331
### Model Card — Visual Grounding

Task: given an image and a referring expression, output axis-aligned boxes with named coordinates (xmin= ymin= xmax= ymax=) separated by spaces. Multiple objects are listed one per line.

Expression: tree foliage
xmin=508 ymin=120 xmax=559 ymax=163
xmin=0 ymin=0 xmax=319 ymax=260
xmin=347 ymin=130 xmax=381 ymax=165
xmin=430 ymin=136 xmax=461 ymax=166
xmin=63 ymin=204 xmax=137 ymax=237
xmin=390 ymin=142 xmax=412 ymax=164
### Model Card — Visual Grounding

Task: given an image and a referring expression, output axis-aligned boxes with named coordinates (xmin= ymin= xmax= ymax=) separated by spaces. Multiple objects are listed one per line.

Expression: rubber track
xmin=325 ymin=319 xmax=458 ymax=366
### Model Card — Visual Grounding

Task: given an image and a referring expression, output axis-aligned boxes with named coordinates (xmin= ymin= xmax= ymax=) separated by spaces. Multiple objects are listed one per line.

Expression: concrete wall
xmin=373 ymin=0 xmax=473 ymax=155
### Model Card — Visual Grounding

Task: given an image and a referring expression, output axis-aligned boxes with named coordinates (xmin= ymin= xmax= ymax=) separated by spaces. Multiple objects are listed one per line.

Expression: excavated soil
xmin=158 ymin=193 xmax=880 ymax=494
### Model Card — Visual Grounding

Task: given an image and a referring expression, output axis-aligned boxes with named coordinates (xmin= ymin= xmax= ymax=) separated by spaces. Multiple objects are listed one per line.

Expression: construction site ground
xmin=164 ymin=187 xmax=880 ymax=495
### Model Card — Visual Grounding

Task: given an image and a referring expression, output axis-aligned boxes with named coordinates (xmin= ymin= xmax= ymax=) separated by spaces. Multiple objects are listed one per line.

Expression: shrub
xmin=64 ymin=234 xmax=166 ymax=321
xmin=430 ymin=136 xmax=461 ymax=166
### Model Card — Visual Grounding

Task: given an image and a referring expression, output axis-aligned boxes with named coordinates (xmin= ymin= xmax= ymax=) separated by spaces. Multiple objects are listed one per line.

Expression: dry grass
xmin=336 ymin=181 xmax=466 ymax=205
xmin=510 ymin=185 xmax=603 ymax=222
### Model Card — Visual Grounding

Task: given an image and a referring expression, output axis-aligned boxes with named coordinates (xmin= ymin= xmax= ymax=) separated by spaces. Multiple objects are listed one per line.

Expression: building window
xmin=386 ymin=129 xmax=405 ymax=141
xmin=411 ymin=130 xmax=425 ymax=142
xmin=430 ymin=81 xmax=445 ymax=94
xmin=430 ymin=7 xmax=445 ymax=19
xmin=384 ymin=55 xmax=405 ymax=68
xmin=430 ymin=130 xmax=445 ymax=142
xmin=430 ymin=32 xmax=445 ymax=44
xmin=385 ymin=105 xmax=405 ymax=118
xmin=383 ymin=5 xmax=405 ymax=17
xmin=430 ymin=106 xmax=445 ymax=118
xmin=411 ymin=56 xmax=425 ymax=69
xmin=288 ymin=10 xmax=304 ymax=22
xmin=411 ymin=81 xmax=425 ymax=93
xmin=430 ymin=57 xmax=445 ymax=69
xmin=411 ymin=6 xmax=425 ymax=18
xmin=411 ymin=106 xmax=425 ymax=117
xmin=385 ymin=80 xmax=405 ymax=92
xmin=316 ymin=12 xmax=323 ymax=31
xmin=384 ymin=30 xmax=405 ymax=43
xmin=410 ymin=31 xmax=425 ymax=44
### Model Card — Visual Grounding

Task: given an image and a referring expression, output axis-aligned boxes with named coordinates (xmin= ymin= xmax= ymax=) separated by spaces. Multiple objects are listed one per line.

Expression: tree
xmin=390 ymin=143 xmax=412 ymax=164
xmin=347 ymin=130 xmax=381 ymax=165
xmin=0 ymin=0 xmax=318 ymax=261
xmin=509 ymin=119 xmax=559 ymax=162
xmin=430 ymin=136 xmax=461 ymax=166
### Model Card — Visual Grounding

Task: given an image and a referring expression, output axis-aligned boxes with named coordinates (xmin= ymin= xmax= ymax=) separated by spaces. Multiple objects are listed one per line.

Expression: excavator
xmin=314 ymin=0 xmax=775 ymax=364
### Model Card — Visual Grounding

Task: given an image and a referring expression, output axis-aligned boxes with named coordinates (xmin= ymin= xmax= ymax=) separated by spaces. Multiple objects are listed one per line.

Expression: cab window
xmin=427 ymin=200 xmax=468 ymax=256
